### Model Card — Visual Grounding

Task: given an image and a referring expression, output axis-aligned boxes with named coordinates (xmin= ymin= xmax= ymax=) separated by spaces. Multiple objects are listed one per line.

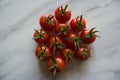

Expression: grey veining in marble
xmin=0 ymin=0 xmax=120 ymax=80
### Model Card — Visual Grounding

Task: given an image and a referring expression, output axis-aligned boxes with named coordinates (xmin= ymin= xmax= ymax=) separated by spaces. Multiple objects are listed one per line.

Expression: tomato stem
xmin=89 ymin=27 xmax=96 ymax=35
xmin=48 ymin=15 xmax=54 ymax=20
xmin=52 ymin=36 xmax=64 ymax=54
xmin=64 ymin=5 xmax=68 ymax=11
xmin=81 ymin=48 xmax=89 ymax=60
xmin=53 ymin=68 xmax=56 ymax=75
xmin=39 ymin=45 xmax=47 ymax=61
xmin=33 ymin=29 xmax=45 ymax=40
xmin=45 ymin=16 xmax=54 ymax=26
xmin=76 ymin=15 xmax=83 ymax=31
xmin=48 ymin=56 xmax=58 ymax=75
xmin=60 ymin=5 xmax=68 ymax=16
xmin=96 ymin=35 xmax=101 ymax=38
xmin=65 ymin=51 xmax=73 ymax=62
xmin=87 ymin=27 xmax=100 ymax=38
xmin=58 ymin=25 xmax=69 ymax=35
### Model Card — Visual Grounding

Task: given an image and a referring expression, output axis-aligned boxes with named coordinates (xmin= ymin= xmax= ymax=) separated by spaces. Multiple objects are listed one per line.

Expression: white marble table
xmin=0 ymin=0 xmax=120 ymax=80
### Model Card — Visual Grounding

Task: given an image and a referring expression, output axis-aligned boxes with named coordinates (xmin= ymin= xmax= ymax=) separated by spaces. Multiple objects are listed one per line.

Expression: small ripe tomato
xmin=66 ymin=33 xmax=82 ymax=50
xmin=33 ymin=29 xmax=49 ymax=44
xmin=55 ymin=23 xmax=69 ymax=37
xmin=49 ymin=36 xmax=64 ymax=53
xmin=55 ymin=5 xmax=71 ymax=23
xmin=48 ymin=56 xmax=65 ymax=75
xmin=76 ymin=47 xmax=90 ymax=60
xmin=39 ymin=15 xmax=56 ymax=31
xmin=80 ymin=27 xmax=99 ymax=44
xmin=62 ymin=48 xmax=74 ymax=62
xmin=35 ymin=45 xmax=51 ymax=61
xmin=70 ymin=15 xmax=86 ymax=32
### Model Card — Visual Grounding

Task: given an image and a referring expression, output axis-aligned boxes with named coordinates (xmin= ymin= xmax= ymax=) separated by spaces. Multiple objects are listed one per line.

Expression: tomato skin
xmin=62 ymin=48 xmax=74 ymax=61
xmin=66 ymin=33 xmax=78 ymax=49
xmin=66 ymin=33 xmax=77 ymax=46
xmin=80 ymin=29 xmax=96 ymax=44
xmin=55 ymin=23 xmax=69 ymax=38
xmin=70 ymin=17 xmax=86 ymax=32
xmin=49 ymin=36 xmax=63 ymax=45
xmin=48 ymin=56 xmax=65 ymax=74
xmin=33 ymin=29 xmax=49 ymax=44
xmin=49 ymin=36 xmax=64 ymax=52
xmin=35 ymin=46 xmax=51 ymax=61
xmin=76 ymin=47 xmax=90 ymax=60
xmin=55 ymin=5 xmax=71 ymax=23
xmin=39 ymin=15 xmax=56 ymax=31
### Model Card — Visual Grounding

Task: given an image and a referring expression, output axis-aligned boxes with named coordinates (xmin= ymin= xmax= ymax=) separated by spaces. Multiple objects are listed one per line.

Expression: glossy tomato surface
xmin=33 ymin=29 xmax=49 ymax=44
xmin=35 ymin=45 xmax=51 ymax=61
xmin=55 ymin=5 xmax=71 ymax=23
xmin=48 ymin=56 xmax=65 ymax=74
xmin=40 ymin=15 xmax=56 ymax=31
xmin=76 ymin=47 xmax=90 ymax=60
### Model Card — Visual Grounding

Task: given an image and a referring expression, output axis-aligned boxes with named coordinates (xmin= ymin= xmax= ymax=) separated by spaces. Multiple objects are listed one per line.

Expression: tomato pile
xmin=33 ymin=5 xmax=99 ymax=75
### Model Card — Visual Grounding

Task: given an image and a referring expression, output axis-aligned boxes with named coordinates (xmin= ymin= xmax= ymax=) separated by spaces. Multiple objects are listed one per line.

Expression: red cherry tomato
xmin=49 ymin=36 xmax=64 ymax=53
xmin=55 ymin=23 xmax=70 ymax=38
xmin=55 ymin=5 xmax=71 ymax=23
xmin=39 ymin=15 xmax=56 ymax=31
xmin=76 ymin=47 xmax=90 ymax=60
xmin=70 ymin=15 xmax=86 ymax=32
xmin=48 ymin=56 xmax=65 ymax=75
xmin=66 ymin=33 xmax=81 ymax=50
xmin=62 ymin=48 xmax=74 ymax=62
xmin=33 ymin=29 xmax=49 ymax=44
xmin=80 ymin=28 xmax=99 ymax=44
xmin=35 ymin=45 xmax=51 ymax=61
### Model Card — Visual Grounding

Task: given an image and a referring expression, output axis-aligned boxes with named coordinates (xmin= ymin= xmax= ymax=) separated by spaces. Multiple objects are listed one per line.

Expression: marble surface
xmin=0 ymin=0 xmax=120 ymax=80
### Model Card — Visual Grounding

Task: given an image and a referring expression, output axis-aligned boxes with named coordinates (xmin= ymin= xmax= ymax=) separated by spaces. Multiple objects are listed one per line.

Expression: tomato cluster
xmin=33 ymin=5 xmax=99 ymax=75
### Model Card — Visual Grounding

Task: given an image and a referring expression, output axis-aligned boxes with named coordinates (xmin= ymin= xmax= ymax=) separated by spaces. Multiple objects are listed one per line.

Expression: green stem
xmin=76 ymin=15 xmax=83 ymax=30
xmin=60 ymin=5 xmax=68 ymax=16
xmin=45 ymin=16 xmax=54 ymax=26
xmin=64 ymin=5 xmax=68 ymax=11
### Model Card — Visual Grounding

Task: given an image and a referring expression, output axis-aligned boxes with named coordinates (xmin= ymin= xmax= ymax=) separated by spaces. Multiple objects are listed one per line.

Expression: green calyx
xmin=65 ymin=51 xmax=73 ymax=62
xmin=58 ymin=26 xmax=69 ymax=35
xmin=80 ymin=48 xmax=89 ymax=60
xmin=51 ymin=36 xmax=64 ymax=54
xmin=68 ymin=37 xmax=82 ymax=49
xmin=48 ymin=56 xmax=61 ymax=75
xmin=39 ymin=45 xmax=47 ymax=61
xmin=45 ymin=15 xmax=54 ymax=26
xmin=76 ymin=15 xmax=83 ymax=30
xmin=86 ymin=27 xmax=100 ymax=38
xmin=33 ymin=29 xmax=45 ymax=40
xmin=59 ymin=5 xmax=68 ymax=16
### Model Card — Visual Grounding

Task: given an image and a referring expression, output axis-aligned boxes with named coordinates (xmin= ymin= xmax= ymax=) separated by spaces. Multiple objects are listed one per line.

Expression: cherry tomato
xmin=66 ymin=33 xmax=81 ymax=50
xmin=35 ymin=45 xmax=51 ymax=61
xmin=62 ymin=48 xmax=74 ymax=62
xmin=80 ymin=27 xmax=99 ymax=44
xmin=33 ymin=29 xmax=49 ymax=44
xmin=49 ymin=36 xmax=64 ymax=53
xmin=55 ymin=23 xmax=70 ymax=37
xmin=55 ymin=5 xmax=71 ymax=23
xmin=39 ymin=15 xmax=56 ymax=31
xmin=70 ymin=15 xmax=86 ymax=32
xmin=76 ymin=47 xmax=90 ymax=60
xmin=48 ymin=56 xmax=65 ymax=75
